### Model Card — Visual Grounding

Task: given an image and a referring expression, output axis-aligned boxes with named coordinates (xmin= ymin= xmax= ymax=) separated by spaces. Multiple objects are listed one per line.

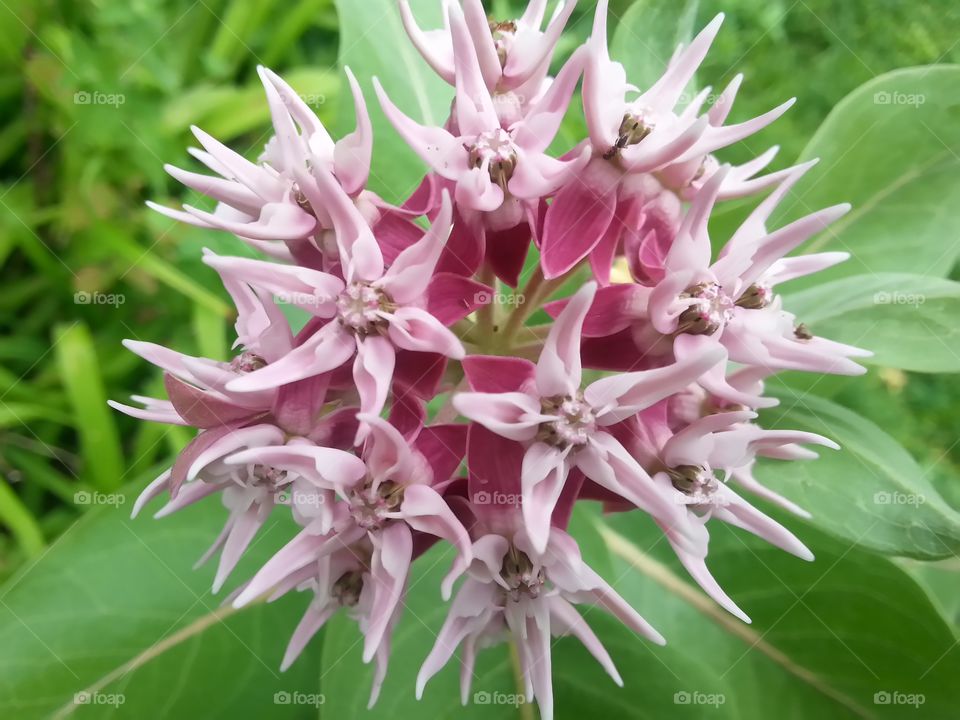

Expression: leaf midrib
xmin=597 ymin=522 xmax=877 ymax=720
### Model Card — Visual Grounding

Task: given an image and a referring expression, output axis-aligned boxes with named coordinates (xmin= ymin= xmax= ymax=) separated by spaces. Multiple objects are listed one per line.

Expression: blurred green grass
xmin=0 ymin=0 xmax=958 ymax=579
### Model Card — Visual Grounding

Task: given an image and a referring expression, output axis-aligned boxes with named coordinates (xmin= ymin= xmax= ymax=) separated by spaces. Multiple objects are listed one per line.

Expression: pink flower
xmin=132 ymin=423 xmax=363 ymax=592
xmin=228 ymin=414 xmax=471 ymax=699
xmin=203 ymin=180 xmax=473 ymax=425
xmin=417 ymin=523 xmax=662 ymax=720
xmin=642 ymin=409 xmax=835 ymax=621
xmin=569 ymin=164 xmax=871 ymax=406
xmin=400 ymin=0 xmax=577 ymax=102
xmin=454 ymin=282 xmax=725 ymax=552
xmin=378 ymin=2 xmax=589 ymax=282
xmin=111 ymin=260 xmax=295 ymax=429
xmin=540 ymin=2 xmax=795 ymax=279
xmin=148 ymin=66 xmax=374 ymax=252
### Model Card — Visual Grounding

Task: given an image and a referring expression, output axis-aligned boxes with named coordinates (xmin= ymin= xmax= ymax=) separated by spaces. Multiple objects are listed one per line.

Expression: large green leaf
xmin=0 ymin=491 xmax=320 ymax=719
xmin=784 ymin=273 xmax=960 ymax=373
xmin=780 ymin=66 xmax=960 ymax=288
xmin=334 ymin=0 xmax=453 ymax=202
xmin=756 ymin=393 xmax=960 ymax=559
xmin=589 ymin=509 xmax=959 ymax=719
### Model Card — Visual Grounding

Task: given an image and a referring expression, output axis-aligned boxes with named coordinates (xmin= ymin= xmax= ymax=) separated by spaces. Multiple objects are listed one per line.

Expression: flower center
xmin=667 ymin=464 xmax=719 ymax=500
xmin=336 ymin=282 xmax=393 ymax=337
xmin=677 ymin=282 xmax=734 ymax=336
xmin=488 ymin=20 xmax=517 ymax=67
xmin=500 ymin=546 xmax=545 ymax=602
xmin=735 ymin=283 xmax=772 ymax=310
xmin=605 ymin=111 xmax=656 ymax=159
xmin=469 ymin=129 xmax=518 ymax=192
xmin=348 ymin=478 xmax=405 ymax=531
xmin=230 ymin=351 xmax=268 ymax=373
xmin=331 ymin=570 xmax=364 ymax=607
xmin=538 ymin=394 xmax=596 ymax=448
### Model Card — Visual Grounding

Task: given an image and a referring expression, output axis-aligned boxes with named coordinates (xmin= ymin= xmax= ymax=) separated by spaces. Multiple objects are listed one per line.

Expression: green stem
xmin=509 ymin=638 xmax=535 ymax=720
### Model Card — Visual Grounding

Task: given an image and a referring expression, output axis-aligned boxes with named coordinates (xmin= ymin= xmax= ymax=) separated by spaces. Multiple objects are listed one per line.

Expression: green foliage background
xmin=0 ymin=1 xmax=958 ymax=718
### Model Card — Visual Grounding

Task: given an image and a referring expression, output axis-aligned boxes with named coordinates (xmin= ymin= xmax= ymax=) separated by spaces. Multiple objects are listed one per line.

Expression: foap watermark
xmin=475 ymin=291 xmax=525 ymax=307
xmin=298 ymin=93 xmax=326 ymax=108
xmin=276 ymin=489 xmax=326 ymax=508
xmin=674 ymin=690 xmax=726 ymax=707
xmin=874 ymin=491 xmax=925 ymax=507
xmin=275 ymin=291 xmax=325 ymax=308
xmin=873 ymin=691 xmax=925 ymax=708
xmin=473 ymin=690 xmax=527 ymax=707
xmin=74 ymin=90 xmax=126 ymax=107
xmin=75 ymin=490 xmax=125 ymax=508
xmin=75 ymin=290 xmax=125 ymax=307
xmin=873 ymin=291 xmax=925 ymax=307
xmin=273 ymin=691 xmax=326 ymax=707
xmin=74 ymin=691 xmax=125 ymax=708
xmin=873 ymin=91 xmax=925 ymax=107
xmin=473 ymin=490 xmax=522 ymax=506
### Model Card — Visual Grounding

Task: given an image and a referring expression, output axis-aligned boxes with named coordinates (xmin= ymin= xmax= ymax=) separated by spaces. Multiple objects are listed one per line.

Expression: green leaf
xmin=53 ymin=323 xmax=125 ymax=493
xmin=334 ymin=0 xmax=453 ymax=202
xmin=611 ymin=0 xmax=700 ymax=93
xmin=782 ymin=66 xmax=960 ymax=288
xmin=784 ymin=273 xmax=960 ymax=373
xmin=0 ymin=476 xmax=45 ymax=557
xmin=588 ymin=510 xmax=959 ymax=719
xmin=756 ymin=392 xmax=960 ymax=559
xmin=0 ymin=490 xmax=320 ymax=719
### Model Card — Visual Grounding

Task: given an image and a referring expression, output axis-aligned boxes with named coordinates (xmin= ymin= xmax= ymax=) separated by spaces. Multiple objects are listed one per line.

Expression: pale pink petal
xmin=536 ymin=282 xmax=596 ymax=397
xmin=226 ymin=323 xmax=356 ymax=392
xmin=354 ymin=336 xmax=396 ymax=419
xmin=453 ymin=391 xmax=545 ymax=441
xmin=334 ymin=67 xmax=374 ymax=194
xmin=386 ymin=306 xmax=465 ymax=359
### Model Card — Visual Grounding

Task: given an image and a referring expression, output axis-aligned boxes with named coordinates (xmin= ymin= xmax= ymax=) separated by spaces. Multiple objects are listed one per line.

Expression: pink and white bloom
xmin=454 ymin=282 xmax=725 ymax=552
xmin=541 ymin=2 xmax=794 ymax=279
xmin=204 ymin=180 xmax=471 ymax=424
xmin=378 ymin=2 xmax=589 ymax=282
xmin=569 ymin=164 xmax=870 ymax=406
xmin=640 ymin=410 xmax=835 ymax=621
xmin=418 ymin=519 xmax=662 ymax=720
xmin=400 ymin=0 xmax=577 ymax=110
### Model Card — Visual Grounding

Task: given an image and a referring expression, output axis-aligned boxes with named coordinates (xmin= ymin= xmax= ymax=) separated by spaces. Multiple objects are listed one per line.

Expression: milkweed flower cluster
xmin=115 ymin=1 xmax=869 ymax=716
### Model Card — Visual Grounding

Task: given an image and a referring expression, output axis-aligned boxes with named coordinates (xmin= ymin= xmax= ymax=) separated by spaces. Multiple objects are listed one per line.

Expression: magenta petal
xmin=393 ymin=351 xmax=447 ymax=401
xmin=373 ymin=211 xmax=425 ymax=266
xmin=541 ymin=159 xmax=620 ymax=278
xmin=484 ymin=221 xmax=533 ymax=288
xmin=461 ymin=355 xmax=536 ymax=393
xmin=388 ymin=392 xmax=426 ymax=440
xmin=467 ymin=423 xmax=524 ymax=504
xmin=436 ymin=208 xmax=484 ymax=277
xmin=426 ymin=272 xmax=492 ymax=326
xmin=415 ymin=424 xmax=468 ymax=486
xmin=163 ymin=374 xmax=261 ymax=429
